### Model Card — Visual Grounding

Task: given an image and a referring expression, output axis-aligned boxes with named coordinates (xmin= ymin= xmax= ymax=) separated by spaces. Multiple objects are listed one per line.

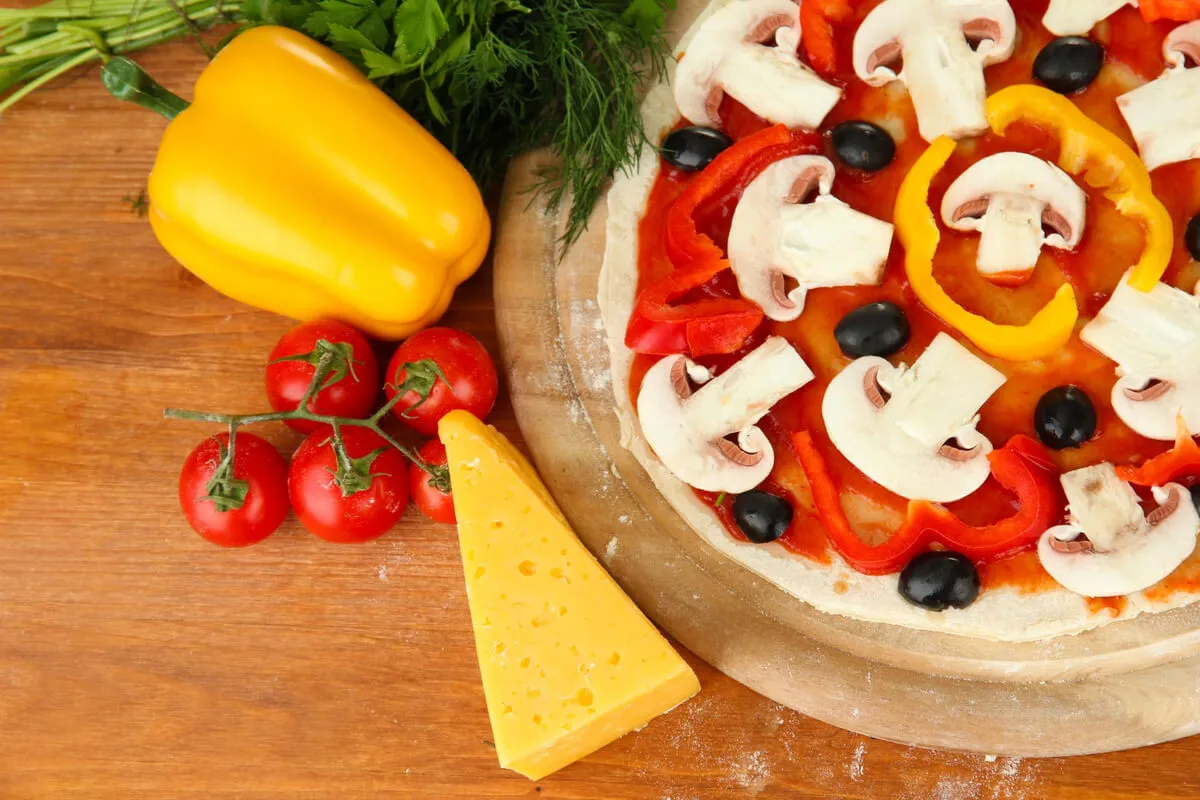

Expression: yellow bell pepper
xmin=102 ymin=26 xmax=490 ymax=340
xmin=895 ymin=85 xmax=1172 ymax=361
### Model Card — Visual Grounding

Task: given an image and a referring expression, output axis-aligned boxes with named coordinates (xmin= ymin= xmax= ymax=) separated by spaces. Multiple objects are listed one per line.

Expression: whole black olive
xmin=661 ymin=126 xmax=733 ymax=172
xmin=1190 ymin=485 xmax=1200 ymax=515
xmin=1035 ymin=385 xmax=1097 ymax=450
xmin=732 ymin=491 xmax=793 ymax=544
xmin=1185 ymin=214 xmax=1200 ymax=261
xmin=1033 ymin=37 xmax=1104 ymax=95
xmin=899 ymin=551 xmax=980 ymax=611
xmin=831 ymin=121 xmax=896 ymax=172
xmin=834 ymin=301 xmax=910 ymax=358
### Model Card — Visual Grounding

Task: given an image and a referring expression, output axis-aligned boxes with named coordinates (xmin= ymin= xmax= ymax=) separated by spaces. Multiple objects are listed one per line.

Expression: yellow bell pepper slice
xmin=895 ymin=85 xmax=1173 ymax=361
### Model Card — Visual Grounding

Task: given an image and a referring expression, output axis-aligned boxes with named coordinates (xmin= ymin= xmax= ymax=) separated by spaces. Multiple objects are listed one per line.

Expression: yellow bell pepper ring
xmin=895 ymin=136 xmax=1078 ymax=362
xmin=986 ymin=85 xmax=1172 ymax=293
xmin=895 ymin=84 xmax=1173 ymax=361
xmin=101 ymin=26 xmax=490 ymax=341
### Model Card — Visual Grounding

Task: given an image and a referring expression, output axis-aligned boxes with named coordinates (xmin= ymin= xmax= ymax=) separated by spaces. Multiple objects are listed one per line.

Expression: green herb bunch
xmin=2 ymin=0 xmax=674 ymax=249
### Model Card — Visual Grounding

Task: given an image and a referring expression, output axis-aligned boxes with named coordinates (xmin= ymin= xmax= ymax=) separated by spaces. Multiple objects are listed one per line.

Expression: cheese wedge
xmin=439 ymin=411 xmax=700 ymax=780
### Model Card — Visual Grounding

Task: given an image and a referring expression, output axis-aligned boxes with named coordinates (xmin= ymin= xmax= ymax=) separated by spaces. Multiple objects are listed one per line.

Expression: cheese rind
xmin=439 ymin=410 xmax=700 ymax=780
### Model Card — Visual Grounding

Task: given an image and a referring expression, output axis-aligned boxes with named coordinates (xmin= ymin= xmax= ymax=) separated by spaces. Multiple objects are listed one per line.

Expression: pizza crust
xmin=597 ymin=0 xmax=1200 ymax=641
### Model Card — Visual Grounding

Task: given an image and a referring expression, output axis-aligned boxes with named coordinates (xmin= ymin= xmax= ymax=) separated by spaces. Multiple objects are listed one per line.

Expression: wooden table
xmin=2 ymin=37 xmax=1199 ymax=800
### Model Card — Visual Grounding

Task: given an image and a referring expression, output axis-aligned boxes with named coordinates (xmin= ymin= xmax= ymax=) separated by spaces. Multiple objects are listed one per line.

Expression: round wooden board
xmin=491 ymin=2 xmax=1200 ymax=757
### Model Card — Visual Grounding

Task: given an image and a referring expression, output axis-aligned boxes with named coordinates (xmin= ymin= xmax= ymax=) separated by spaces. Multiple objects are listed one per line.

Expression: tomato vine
xmin=166 ymin=347 xmax=444 ymax=500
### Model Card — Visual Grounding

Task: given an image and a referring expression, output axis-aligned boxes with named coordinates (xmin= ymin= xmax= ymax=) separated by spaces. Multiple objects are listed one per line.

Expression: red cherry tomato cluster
xmin=177 ymin=321 xmax=499 ymax=547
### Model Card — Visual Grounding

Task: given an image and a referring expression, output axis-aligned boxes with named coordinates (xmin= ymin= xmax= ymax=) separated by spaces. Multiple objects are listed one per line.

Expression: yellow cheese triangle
xmin=439 ymin=410 xmax=700 ymax=780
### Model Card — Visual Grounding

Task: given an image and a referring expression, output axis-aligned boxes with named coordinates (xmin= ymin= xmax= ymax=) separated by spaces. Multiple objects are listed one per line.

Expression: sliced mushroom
xmin=821 ymin=332 xmax=1006 ymax=502
xmin=637 ymin=336 xmax=814 ymax=493
xmin=727 ymin=155 xmax=894 ymax=321
xmin=1037 ymin=463 xmax=1199 ymax=597
xmin=1080 ymin=274 xmax=1200 ymax=440
xmin=1117 ymin=20 xmax=1200 ymax=171
xmin=852 ymin=0 xmax=1017 ymax=141
xmin=674 ymin=0 xmax=841 ymax=131
xmin=940 ymin=152 xmax=1087 ymax=286
xmin=1042 ymin=0 xmax=1132 ymax=36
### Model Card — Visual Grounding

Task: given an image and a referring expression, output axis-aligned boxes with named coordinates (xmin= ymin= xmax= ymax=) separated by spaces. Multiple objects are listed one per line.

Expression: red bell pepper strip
xmin=664 ymin=124 xmax=821 ymax=271
xmin=792 ymin=432 xmax=1062 ymax=575
xmin=1139 ymin=0 xmax=1200 ymax=22
xmin=800 ymin=0 xmax=853 ymax=79
xmin=792 ymin=432 xmax=863 ymax=550
xmin=629 ymin=124 xmax=818 ymax=356
xmin=624 ymin=260 xmax=764 ymax=356
xmin=1116 ymin=421 xmax=1200 ymax=486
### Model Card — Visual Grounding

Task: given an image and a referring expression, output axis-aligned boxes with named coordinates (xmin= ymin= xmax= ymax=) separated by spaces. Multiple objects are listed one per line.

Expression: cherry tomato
xmin=385 ymin=327 xmax=498 ymax=436
xmin=178 ymin=432 xmax=289 ymax=547
xmin=288 ymin=426 xmax=409 ymax=543
xmin=266 ymin=319 xmax=380 ymax=433
xmin=411 ymin=439 xmax=456 ymax=524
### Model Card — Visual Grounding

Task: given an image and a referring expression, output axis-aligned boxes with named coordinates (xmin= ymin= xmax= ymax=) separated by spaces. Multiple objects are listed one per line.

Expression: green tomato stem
xmin=368 ymin=390 xmax=409 ymax=426
xmin=162 ymin=405 xmax=437 ymax=478
xmin=165 ymin=408 xmax=290 ymax=426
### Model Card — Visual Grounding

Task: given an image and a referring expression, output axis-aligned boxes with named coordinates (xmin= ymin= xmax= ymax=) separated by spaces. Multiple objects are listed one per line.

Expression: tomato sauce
xmin=628 ymin=0 xmax=1200 ymax=601
xmin=1087 ymin=596 xmax=1130 ymax=616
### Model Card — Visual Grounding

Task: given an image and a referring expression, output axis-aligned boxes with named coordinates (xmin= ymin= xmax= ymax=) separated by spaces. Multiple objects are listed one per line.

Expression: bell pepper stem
xmin=101 ymin=56 xmax=189 ymax=120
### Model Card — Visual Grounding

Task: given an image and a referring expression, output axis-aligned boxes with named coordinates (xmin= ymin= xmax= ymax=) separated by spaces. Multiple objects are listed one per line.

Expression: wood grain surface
xmin=1 ymin=32 xmax=1199 ymax=800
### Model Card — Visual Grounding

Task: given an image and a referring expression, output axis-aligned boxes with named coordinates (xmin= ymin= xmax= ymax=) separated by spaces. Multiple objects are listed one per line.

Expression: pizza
xmin=599 ymin=0 xmax=1200 ymax=641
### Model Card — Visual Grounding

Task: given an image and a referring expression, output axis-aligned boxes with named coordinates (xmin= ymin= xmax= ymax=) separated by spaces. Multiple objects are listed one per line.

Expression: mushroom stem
xmin=1060 ymin=464 xmax=1145 ymax=552
xmin=715 ymin=45 xmax=842 ymax=131
xmin=881 ymin=333 xmax=1006 ymax=448
xmin=974 ymin=194 xmax=1048 ymax=278
xmin=900 ymin=21 xmax=989 ymax=141
xmin=681 ymin=336 xmax=813 ymax=442
xmin=1081 ymin=275 xmax=1200 ymax=440
xmin=1043 ymin=0 xmax=1131 ymax=36
xmin=1117 ymin=21 xmax=1200 ymax=172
